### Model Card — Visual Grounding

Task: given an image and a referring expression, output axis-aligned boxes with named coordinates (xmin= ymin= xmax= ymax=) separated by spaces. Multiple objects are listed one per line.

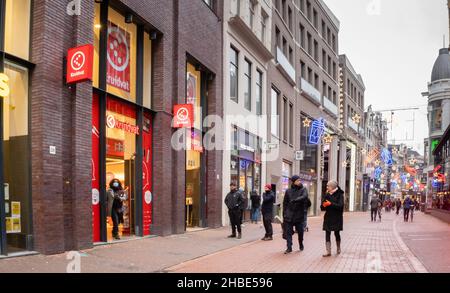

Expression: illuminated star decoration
xmin=309 ymin=118 xmax=325 ymax=145
xmin=323 ymin=133 xmax=333 ymax=144
xmin=392 ymin=147 xmax=398 ymax=155
xmin=374 ymin=159 xmax=381 ymax=166
xmin=352 ymin=114 xmax=361 ymax=124
xmin=361 ymin=149 xmax=367 ymax=155
xmin=342 ymin=161 xmax=348 ymax=168
xmin=303 ymin=118 xmax=312 ymax=128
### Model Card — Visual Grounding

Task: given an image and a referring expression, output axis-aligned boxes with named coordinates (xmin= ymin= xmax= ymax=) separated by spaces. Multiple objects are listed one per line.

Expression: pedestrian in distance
xmin=403 ymin=195 xmax=412 ymax=222
xmin=303 ymin=195 xmax=312 ymax=232
xmin=321 ymin=180 xmax=344 ymax=257
xmin=370 ymin=195 xmax=382 ymax=222
xmin=410 ymin=196 xmax=418 ymax=222
xmin=250 ymin=190 xmax=261 ymax=224
xmin=261 ymin=184 xmax=275 ymax=241
xmin=377 ymin=200 xmax=383 ymax=222
xmin=283 ymin=175 xmax=308 ymax=254
xmin=225 ymin=182 xmax=246 ymax=239
xmin=396 ymin=198 xmax=402 ymax=215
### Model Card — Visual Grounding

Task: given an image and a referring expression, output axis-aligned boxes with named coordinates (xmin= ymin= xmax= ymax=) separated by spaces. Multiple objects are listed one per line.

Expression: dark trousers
xmin=325 ymin=230 xmax=341 ymax=242
xmin=262 ymin=213 xmax=273 ymax=237
xmin=371 ymin=208 xmax=378 ymax=221
xmin=404 ymin=208 xmax=410 ymax=222
xmin=228 ymin=209 xmax=242 ymax=235
xmin=396 ymin=206 xmax=401 ymax=215
xmin=111 ymin=209 xmax=119 ymax=237
xmin=285 ymin=221 xmax=304 ymax=249
xmin=410 ymin=208 xmax=414 ymax=222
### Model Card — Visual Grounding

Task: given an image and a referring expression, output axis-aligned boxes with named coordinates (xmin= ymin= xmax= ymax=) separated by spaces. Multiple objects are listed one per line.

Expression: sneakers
xmin=284 ymin=248 xmax=292 ymax=254
xmin=300 ymin=243 xmax=304 ymax=251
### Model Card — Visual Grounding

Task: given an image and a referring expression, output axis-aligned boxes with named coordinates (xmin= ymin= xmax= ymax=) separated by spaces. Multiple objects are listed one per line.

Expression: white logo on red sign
xmin=71 ymin=51 xmax=86 ymax=71
xmin=176 ymin=107 xmax=189 ymax=123
xmin=107 ymin=26 xmax=130 ymax=72
xmin=106 ymin=114 xmax=116 ymax=129
xmin=92 ymin=188 xmax=100 ymax=205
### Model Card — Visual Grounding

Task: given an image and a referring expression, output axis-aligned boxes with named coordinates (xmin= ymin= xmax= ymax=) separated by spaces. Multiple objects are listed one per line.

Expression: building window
xmin=307 ymin=33 xmax=312 ymax=56
xmin=300 ymin=61 xmax=306 ymax=79
xmin=275 ymin=26 xmax=281 ymax=48
xmin=307 ymin=67 xmax=313 ymax=84
xmin=314 ymin=73 xmax=319 ymax=90
xmin=230 ymin=46 xmax=239 ymax=103
xmin=289 ymin=46 xmax=293 ymax=64
xmin=256 ymin=70 xmax=263 ymax=115
xmin=289 ymin=103 xmax=294 ymax=145
xmin=332 ymin=62 xmax=336 ymax=80
xmin=282 ymin=37 xmax=287 ymax=56
xmin=322 ymin=21 xmax=326 ymax=38
xmin=322 ymin=82 xmax=327 ymax=97
xmin=271 ymin=87 xmax=279 ymax=137
xmin=261 ymin=11 xmax=268 ymax=43
xmin=430 ymin=100 xmax=442 ymax=132
xmin=313 ymin=9 xmax=318 ymax=29
xmin=282 ymin=0 xmax=286 ymax=20
xmin=299 ymin=25 xmax=305 ymax=48
xmin=249 ymin=0 xmax=256 ymax=30
xmin=322 ymin=50 xmax=327 ymax=70
xmin=313 ymin=40 xmax=318 ymax=62
xmin=300 ymin=0 xmax=305 ymax=13
xmin=283 ymin=97 xmax=288 ymax=142
xmin=306 ymin=1 xmax=311 ymax=21
xmin=282 ymin=161 xmax=292 ymax=194
xmin=4 ymin=0 xmax=31 ymax=60
xmin=332 ymin=34 xmax=336 ymax=52
xmin=300 ymin=114 xmax=317 ymax=173
xmin=244 ymin=59 xmax=252 ymax=111
xmin=288 ymin=7 xmax=293 ymax=31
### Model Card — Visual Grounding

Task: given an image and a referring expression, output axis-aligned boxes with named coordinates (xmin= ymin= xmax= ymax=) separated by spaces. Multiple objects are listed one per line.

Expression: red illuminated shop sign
xmin=66 ymin=44 xmax=94 ymax=84
xmin=173 ymin=104 xmax=194 ymax=128
xmin=106 ymin=114 xmax=140 ymax=135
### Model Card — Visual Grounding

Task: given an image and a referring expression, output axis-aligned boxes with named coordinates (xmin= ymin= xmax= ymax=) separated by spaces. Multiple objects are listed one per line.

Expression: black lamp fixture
xmin=125 ymin=13 xmax=133 ymax=24
xmin=150 ymin=31 xmax=157 ymax=40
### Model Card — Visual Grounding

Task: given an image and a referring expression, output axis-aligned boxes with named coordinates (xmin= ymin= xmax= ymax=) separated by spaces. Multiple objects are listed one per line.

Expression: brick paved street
xmin=0 ymin=211 xmax=449 ymax=273
xmin=169 ymin=211 xmax=450 ymax=273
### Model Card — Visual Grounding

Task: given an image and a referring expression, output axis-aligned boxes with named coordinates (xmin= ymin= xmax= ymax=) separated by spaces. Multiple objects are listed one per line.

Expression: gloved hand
xmin=323 ymin=200 xmax=332 ymax=208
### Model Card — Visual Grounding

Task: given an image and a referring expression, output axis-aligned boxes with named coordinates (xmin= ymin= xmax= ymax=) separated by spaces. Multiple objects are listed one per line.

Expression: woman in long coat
xmin=321 ymin=180 xmax=344 ymax=257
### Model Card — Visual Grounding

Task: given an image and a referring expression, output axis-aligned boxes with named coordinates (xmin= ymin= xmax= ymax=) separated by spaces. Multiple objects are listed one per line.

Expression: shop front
xmin=300 ymin=114 xmax=319 ymax=216
xmin=0 ymin=0 xmax=33 ymax=256
xmin=91 ymin=1 xmax=155 ymax=242
xmin=230 ymin=125 xmax=262 ymax=221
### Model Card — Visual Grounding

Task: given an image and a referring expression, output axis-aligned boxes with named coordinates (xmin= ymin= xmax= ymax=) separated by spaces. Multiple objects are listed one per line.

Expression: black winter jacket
xmin=225 ymin=190 xmax=246 ymax=211
xmin=283 ymin=185 xmax=308 ymax=223
xmin=321 ymin=187 xmax=344 ymax=231
xmin=261 ymin=191 xmax=275 ymax=215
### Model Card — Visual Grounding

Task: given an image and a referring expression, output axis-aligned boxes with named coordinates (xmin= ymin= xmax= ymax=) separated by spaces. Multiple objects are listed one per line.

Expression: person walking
xmin=321 ymin=180 xmax=344 ymax=257
xmin=283 ymin=175 xmax=308 ymax=254
xmin=250 ymin=190 xmax=261 ymax=224
xmin=377 ymin=200 xmax=383 ymax=222
xmin=403 ymin=195 xmax=412 ymax=222
xmin=396 ymin=198 xmax=402 ymax=215
xmin=225 ymin=182 xmax=246 ymax=239
xmin=370 ymin=195 xmax=382 ymax=222
xmin=107 ymin=178 xmax=128 ymax=240
xmin=410 ymin=196 xmax=418 ymax=222
xmin=261 ymin=184 xmax=275 ymax=241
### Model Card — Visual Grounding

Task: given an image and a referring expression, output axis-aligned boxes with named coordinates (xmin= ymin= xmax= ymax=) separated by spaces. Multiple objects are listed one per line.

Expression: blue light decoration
xmin=391 ymin=181 xmax=397 ymax=189
xmin=381 ymin=148 xmax=393 ymax=166
xmin=401 ymin=174 xmax=408 ymax=183
xmin=432 ymin=179 xmax=439 ymax=188
xmin=374 ymin=167 xmax=383 ymax=179
xmin=309 ymin=118 xmax=325 ymax=145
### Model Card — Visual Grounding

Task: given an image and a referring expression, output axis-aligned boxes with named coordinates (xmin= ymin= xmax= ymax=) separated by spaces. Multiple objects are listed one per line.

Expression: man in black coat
xmin=321 ymin=180 xmax=344 ymax=257
xmin=261 ymin=184 xmax=275 ymax=241
xmin=283 ymin=175 xmax=308 ymax=254
xmin=224 ymin=182 xmax=246 ymax=239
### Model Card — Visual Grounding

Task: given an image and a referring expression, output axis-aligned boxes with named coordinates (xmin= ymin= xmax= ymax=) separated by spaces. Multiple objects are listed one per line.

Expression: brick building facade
xmin=0 ymin=0 xmax=223 ymax=256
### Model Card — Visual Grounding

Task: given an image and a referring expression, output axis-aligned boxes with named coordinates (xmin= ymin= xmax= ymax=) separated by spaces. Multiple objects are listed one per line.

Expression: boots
xmin=322 ymin=242 xmax=331 ymax=257
xmin=336 ymin=240 xmax=341 ymax=255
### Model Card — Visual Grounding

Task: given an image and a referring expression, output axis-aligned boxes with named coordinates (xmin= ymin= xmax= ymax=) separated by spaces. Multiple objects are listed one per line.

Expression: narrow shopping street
xmin=1 ymin=211 xmax=449 ymax=273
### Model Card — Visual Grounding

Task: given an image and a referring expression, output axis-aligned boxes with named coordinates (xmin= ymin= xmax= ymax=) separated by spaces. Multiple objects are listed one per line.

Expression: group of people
xmin=224 ymin=176 xmax=344 ymax=257
xmin=369 ymin=194 xmax=420 ymax=223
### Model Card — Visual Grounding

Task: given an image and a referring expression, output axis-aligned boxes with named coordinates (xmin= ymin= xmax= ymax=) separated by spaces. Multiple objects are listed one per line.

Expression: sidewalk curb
xmin=392 ymin=217 xmax=428 ymax=273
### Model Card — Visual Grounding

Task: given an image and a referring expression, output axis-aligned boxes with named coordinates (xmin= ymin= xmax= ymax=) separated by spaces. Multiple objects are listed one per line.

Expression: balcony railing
xmin=276 ymin=47 xmax=296 ymax=82
xmin=323 ymin=96 xmax=338 ymax=117
xmin=300 ymin=78 xmax=321 ymax=104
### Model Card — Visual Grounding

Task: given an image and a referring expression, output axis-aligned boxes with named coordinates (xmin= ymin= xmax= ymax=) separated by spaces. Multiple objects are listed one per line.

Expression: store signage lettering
xmin=173 ymin=104 xmax=194 ymax=128
xmin=106 ymin=114 xmax=140 ymax=135
xmin=240 ymin=144 xmax=255 ymax=153
xmin=0 ymin=73 xmax=10 ymax=97
xmin=66 ymin=44 xmax=94 ymax=84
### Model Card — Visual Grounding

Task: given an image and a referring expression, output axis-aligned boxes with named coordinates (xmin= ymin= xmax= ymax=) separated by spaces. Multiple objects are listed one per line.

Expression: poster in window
xmin=12 ymin=218 xmax=21 ymax=233
xmin=11 ymin=201 xmax=20 ymax=218
xmin=107 ymin=21 xmax=131 ymax=93
xmin=5 ymin=217 xmax=12 ymax=234
xmin=186 ymin=73 xmax=197 ymax=105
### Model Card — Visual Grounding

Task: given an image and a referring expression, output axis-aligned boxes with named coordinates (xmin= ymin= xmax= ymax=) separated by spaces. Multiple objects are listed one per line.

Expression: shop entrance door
xmin=239 ymin=159 xmax=254 ymax=221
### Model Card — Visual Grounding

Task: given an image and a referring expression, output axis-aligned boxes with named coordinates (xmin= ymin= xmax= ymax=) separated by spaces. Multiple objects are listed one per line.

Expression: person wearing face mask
xmin=107 ymin=179 xmax=128 ymax=240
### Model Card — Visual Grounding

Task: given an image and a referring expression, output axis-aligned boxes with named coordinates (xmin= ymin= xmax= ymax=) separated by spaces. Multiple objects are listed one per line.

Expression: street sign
xmin=295 ymin=150 xmax=304 ymax=161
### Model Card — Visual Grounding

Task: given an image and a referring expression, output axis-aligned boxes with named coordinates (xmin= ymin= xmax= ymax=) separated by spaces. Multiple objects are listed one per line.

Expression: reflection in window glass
xmin=143 ymin=32 xmax=152 ymax=109
xmin=3 ymin=62 xmax=31 ymax=252
xmin=430 ymin=100 xmax=442 ymax=132
xmin=4 ymin=0 xmax=31 ymax=60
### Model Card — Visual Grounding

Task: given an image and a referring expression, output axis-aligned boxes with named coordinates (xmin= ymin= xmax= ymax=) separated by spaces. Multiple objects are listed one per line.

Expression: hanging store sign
xmin=309 ymin=118 xmax=325 ymax=145
xmin=66 ymin=44 xmax=94 ymax=84
xmin=173 ymin=104 xmax=194 ymax=128
xmin=0 ymin=73 xmax=10 ymax=97
xmin=106 ymin=114 xmax=140 ymax=135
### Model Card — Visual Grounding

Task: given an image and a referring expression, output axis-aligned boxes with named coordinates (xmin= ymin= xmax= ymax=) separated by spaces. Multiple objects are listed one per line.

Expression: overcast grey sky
xmin=324 ymin=0 xmax=449 ymax=155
